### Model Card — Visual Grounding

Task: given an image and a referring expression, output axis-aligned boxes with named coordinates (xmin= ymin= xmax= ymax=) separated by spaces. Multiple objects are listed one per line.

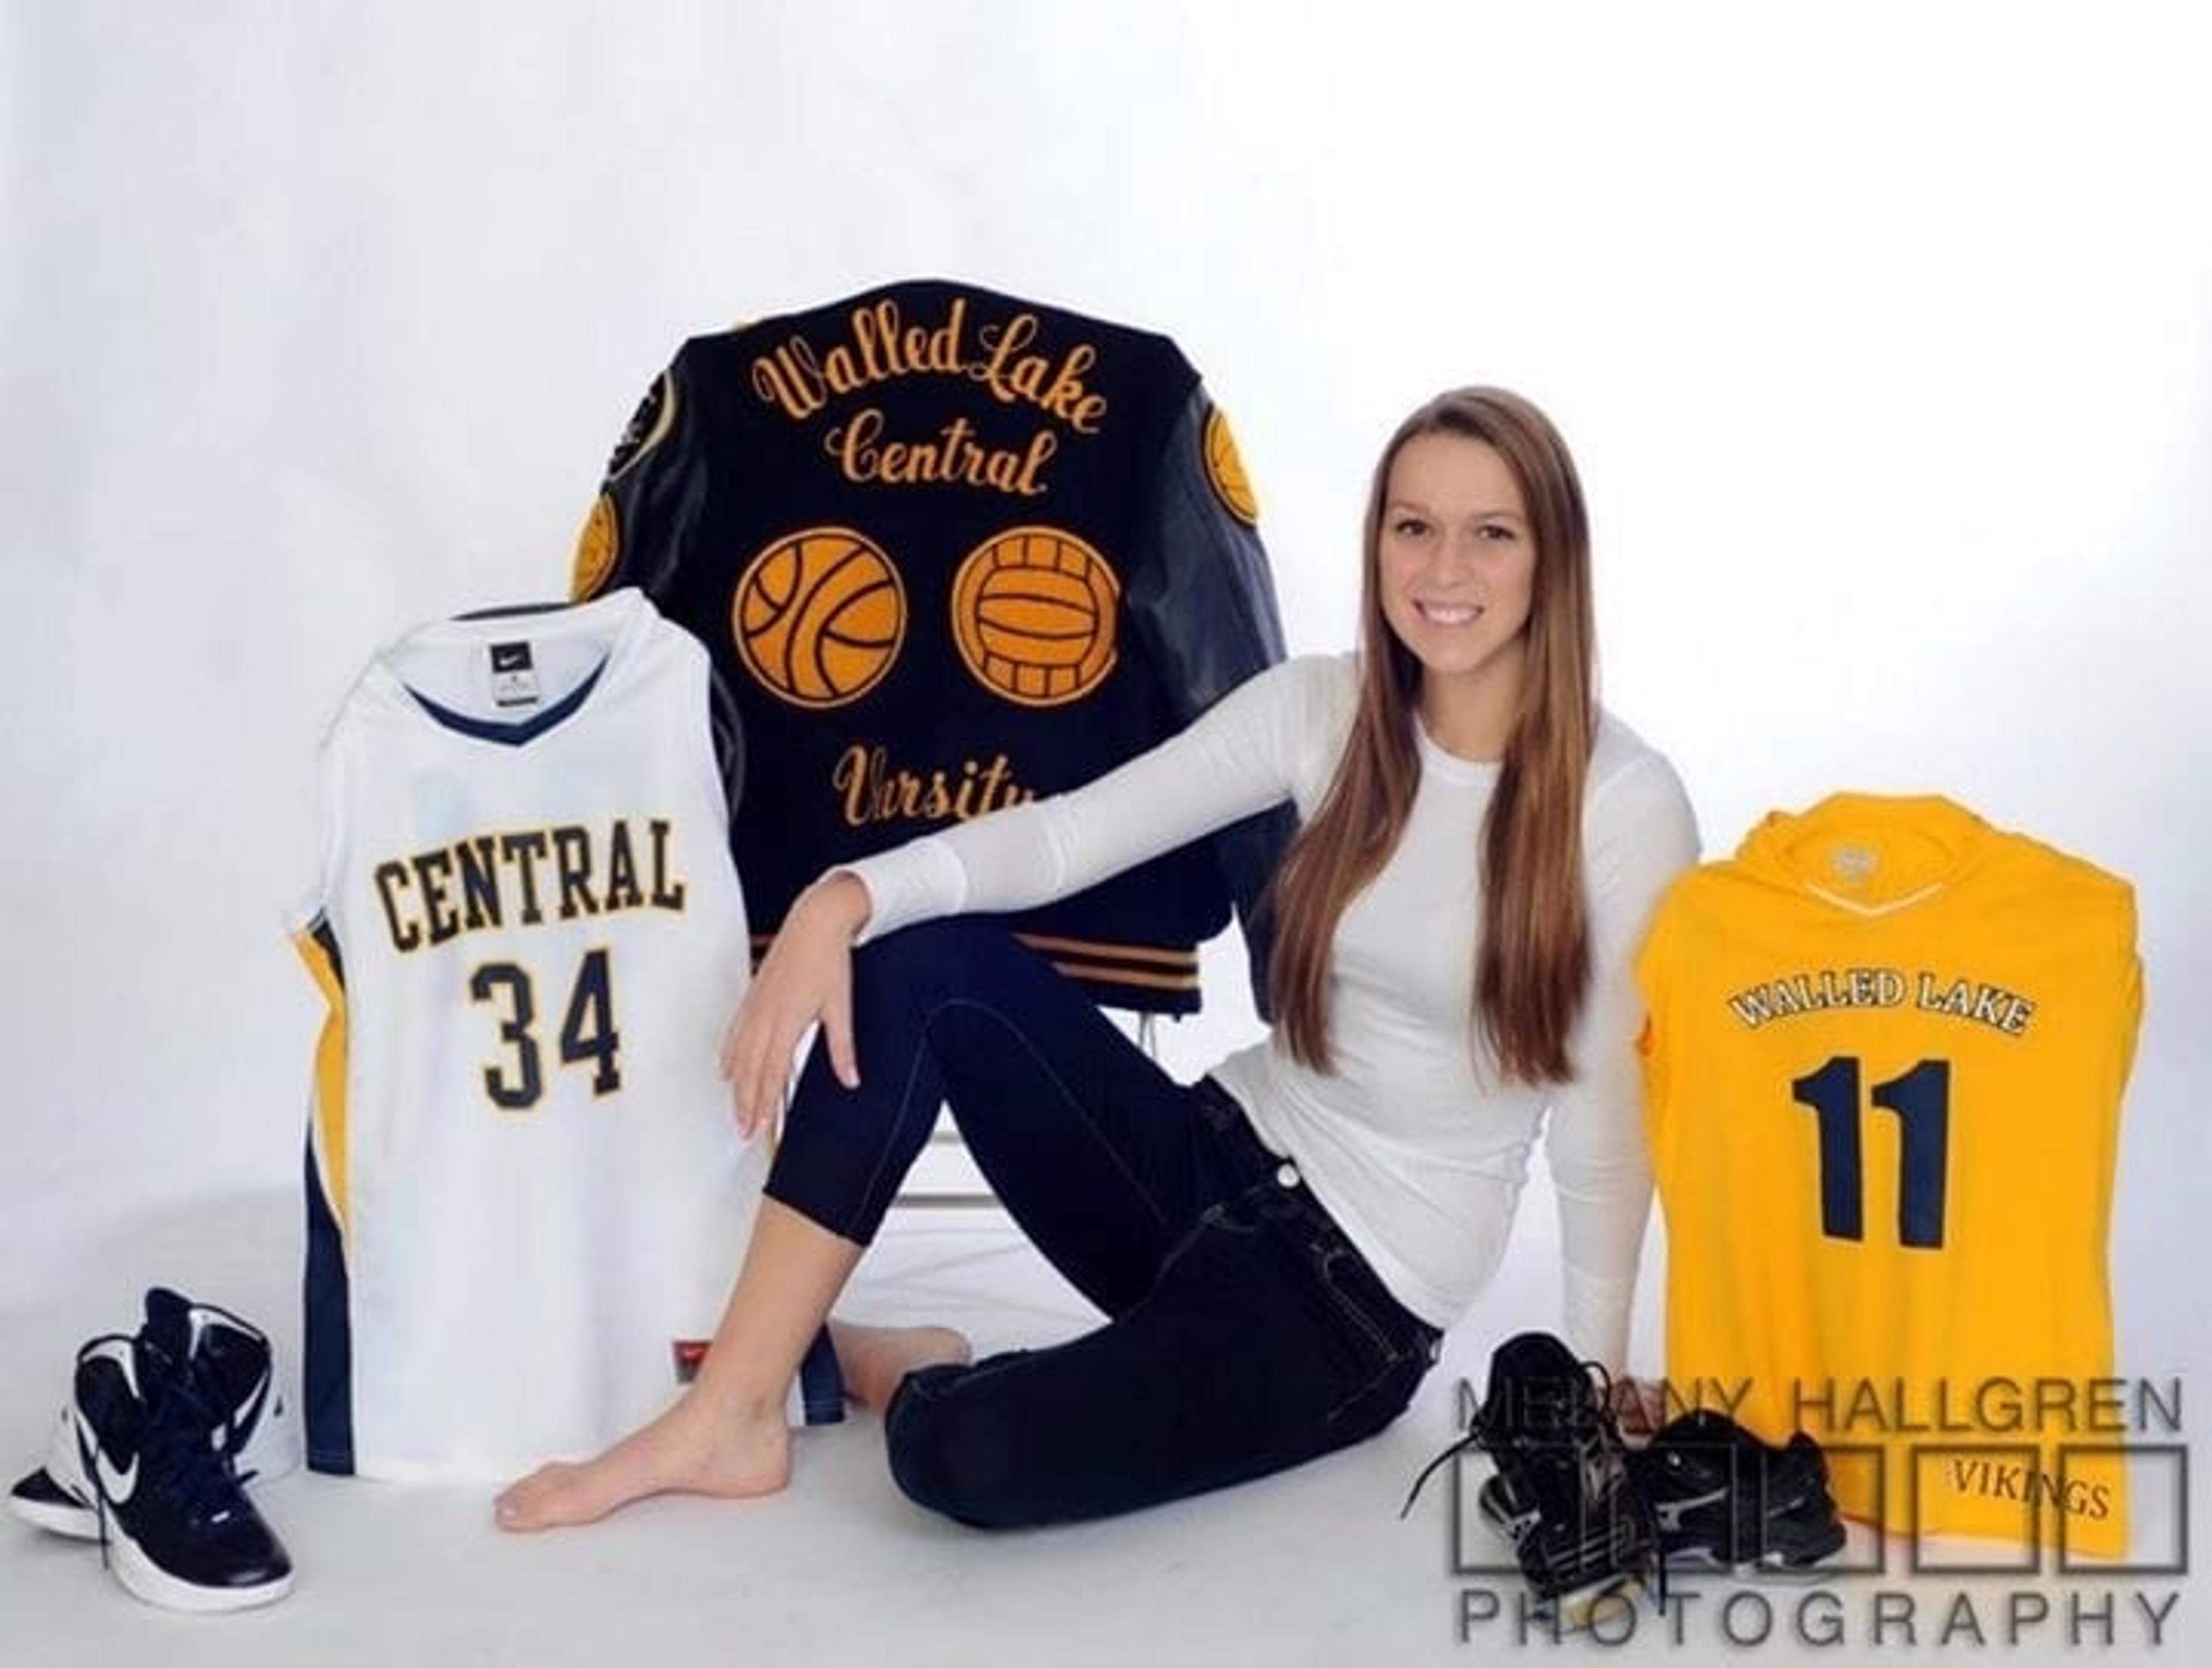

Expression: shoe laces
xmin=1398 ymin=1352 xmax=1616 ymax=1518
xmin=1399 ymin=1352 xmax=1668 ymax=1612
xmin=139 ymin=1347 xmax=248 ymax=1530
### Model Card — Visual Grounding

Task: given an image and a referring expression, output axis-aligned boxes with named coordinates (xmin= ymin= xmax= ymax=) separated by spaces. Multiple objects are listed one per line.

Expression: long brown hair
xmin=1266 ymin=388 xmax=1596 ymax=1084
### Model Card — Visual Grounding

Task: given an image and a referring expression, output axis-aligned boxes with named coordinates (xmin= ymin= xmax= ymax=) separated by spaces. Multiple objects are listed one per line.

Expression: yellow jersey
xmin=1636 ymin=794 xmax=2141 ymax=1558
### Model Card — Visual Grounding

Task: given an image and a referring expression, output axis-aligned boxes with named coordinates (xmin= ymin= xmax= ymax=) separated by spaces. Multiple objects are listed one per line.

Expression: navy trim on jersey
xmin=309 ymin=915 xmax=343 ymax=982
xmin=404 ymin=663 xmax=605 ymax=746
xmin=452 ymin=601 xmax=575 ymax=623
xmin=302 ymin=1137 xmax=355 ymax=1476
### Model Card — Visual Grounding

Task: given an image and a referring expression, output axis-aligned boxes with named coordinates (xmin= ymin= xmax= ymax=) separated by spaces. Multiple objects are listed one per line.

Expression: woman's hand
xmin=1607 ymin=1373 xmax=1668 ymax=1442
xmin=719 ymin=871 xmax=872 ymax=1138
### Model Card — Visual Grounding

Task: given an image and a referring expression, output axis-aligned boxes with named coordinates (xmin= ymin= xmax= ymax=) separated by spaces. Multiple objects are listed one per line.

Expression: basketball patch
xmin=731 ymin=528 xmax=906 ymax=708
xmin=1202 ymin=406 xmax=1258 ymax=525
xmin=950 ymin=527 xmax=1120 ymax=708
xmin=570 ymin=494 xmax=619 ymax=601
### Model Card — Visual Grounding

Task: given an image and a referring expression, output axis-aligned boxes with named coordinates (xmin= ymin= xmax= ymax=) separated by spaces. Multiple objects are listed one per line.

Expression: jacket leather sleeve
xmin=1124 ymin=388 xmax=1296 ymax=1017
xmin=575 ymin=356 xmax=739 ymax=825
xmin=706 ymin=658 xmax=745 ymax=828
xmin=569 ymin=361 xmax=711 ymax=604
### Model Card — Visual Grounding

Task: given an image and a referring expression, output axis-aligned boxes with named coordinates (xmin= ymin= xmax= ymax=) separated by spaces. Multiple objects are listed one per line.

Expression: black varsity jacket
xmin=571 ymin=277 xmax=1293 ymax=1015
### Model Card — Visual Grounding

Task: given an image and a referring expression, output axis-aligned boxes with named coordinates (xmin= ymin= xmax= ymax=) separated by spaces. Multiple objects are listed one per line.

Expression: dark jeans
xmin=763 ymin=921 xmax=1441 ymax=1529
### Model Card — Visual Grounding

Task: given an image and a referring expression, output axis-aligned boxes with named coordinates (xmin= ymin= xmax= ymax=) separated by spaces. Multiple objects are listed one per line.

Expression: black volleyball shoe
xmin=1403 ymin=1332 xmax=1658 ymax=1628
xmin=1626 ymin=1409 xmax=1847 ymax=1575
xmin=65 ymin=1331 xmax=294 ymax=1611
xmin=10 ymin=1288 xmax=298 ymax=1542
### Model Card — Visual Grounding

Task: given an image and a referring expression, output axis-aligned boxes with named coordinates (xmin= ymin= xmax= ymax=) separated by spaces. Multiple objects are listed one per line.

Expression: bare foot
xmin=830 ymin=1320 xmax=972 ymax=1409
xmin=494 ymin=1395 xmax=790 ymax=1531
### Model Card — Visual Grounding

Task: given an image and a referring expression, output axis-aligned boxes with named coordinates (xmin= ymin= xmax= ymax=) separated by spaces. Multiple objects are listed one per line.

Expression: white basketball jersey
xmin=294 ymin=590 xmax=793 ymax=1480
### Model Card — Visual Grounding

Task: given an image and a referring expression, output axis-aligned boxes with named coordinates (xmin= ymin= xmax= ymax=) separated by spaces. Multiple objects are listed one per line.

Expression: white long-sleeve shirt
xmin=845 ymin=654 xmax=1698 ymax=1366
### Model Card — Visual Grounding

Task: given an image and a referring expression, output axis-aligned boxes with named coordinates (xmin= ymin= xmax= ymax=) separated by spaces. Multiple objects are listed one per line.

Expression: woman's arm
xmin=722 ymin=657 xmax=1330 ymax=1131
xmin=846 ymin=655 xmax=1323 ymax=941
xmin=1542 ymin=748 xmax=1700 ymax=1372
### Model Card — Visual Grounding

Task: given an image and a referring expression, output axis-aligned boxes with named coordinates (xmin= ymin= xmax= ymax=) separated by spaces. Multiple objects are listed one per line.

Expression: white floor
xmin=5 ymin=1190 xmax=2202 ymax=1668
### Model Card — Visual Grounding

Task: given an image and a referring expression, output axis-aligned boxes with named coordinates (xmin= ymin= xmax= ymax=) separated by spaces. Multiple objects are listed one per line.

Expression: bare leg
xmin=830 ymin=1318 xmax=971 ymax=1411
xmin=495 ymin=1200 xmax=861 ymax=1530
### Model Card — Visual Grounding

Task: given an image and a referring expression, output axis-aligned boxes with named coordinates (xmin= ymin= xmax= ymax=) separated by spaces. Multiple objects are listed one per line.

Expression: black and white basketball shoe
xmin=1626 ymin=1409 xmax=1846 ymax=1574
xmin=1404 ymin=1332 xmax=1658 ymax=1627
xmin=8 ymin=1288 xmax=299 ymax=1541
xmin=62 ymin=1331 xmax=294 ymax=1611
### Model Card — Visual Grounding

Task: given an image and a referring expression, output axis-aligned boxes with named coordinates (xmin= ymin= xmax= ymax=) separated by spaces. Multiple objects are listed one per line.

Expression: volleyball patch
xmin=950 ymin=527 xmax=1120 ymax=708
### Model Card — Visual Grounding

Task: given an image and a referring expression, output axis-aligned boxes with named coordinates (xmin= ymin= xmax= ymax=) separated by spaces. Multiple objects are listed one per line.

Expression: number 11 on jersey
xmin=1791 ymin=1055 xmax=1950 ymax=1249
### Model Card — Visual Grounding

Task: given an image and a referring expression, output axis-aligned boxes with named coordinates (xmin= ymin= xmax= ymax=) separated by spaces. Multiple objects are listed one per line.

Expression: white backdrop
xmin=3 ymin=0 xmax=2208 ymax=1428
